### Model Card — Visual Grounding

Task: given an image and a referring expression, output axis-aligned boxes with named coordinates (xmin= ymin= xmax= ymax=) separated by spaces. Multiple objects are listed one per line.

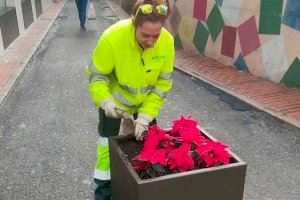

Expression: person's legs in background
xmin=75 ymin=0 xmax=82 ymax=26
xmin=79 ymin=0 xmax=88 ymax=30
xmin=75 ymin=0 xmax=88 ymax=30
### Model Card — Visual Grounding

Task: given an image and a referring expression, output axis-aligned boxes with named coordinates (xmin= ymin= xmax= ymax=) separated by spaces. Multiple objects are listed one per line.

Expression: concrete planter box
xmin=109 ymin=127 xmax=247 ymax=200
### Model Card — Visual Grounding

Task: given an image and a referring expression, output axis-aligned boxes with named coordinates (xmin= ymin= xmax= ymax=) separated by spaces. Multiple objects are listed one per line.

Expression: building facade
xmin=0 ymin=0 xmax=52 ymax=52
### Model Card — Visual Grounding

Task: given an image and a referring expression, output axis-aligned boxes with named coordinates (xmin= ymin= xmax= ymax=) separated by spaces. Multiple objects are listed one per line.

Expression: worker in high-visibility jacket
xmin=86 ymin=0 xmax=174 ymax=199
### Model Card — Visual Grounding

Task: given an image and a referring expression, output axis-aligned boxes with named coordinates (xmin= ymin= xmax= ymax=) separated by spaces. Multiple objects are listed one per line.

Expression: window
xmin=0 ymin=0 xmax=14 ymax=16
xmin=0 ymin=0 xmax=7 ymax=16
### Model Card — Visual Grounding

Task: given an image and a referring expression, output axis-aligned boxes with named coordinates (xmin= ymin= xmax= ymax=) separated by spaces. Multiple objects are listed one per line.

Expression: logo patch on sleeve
xmin=152 ymin=55 xmax=165 ymax=62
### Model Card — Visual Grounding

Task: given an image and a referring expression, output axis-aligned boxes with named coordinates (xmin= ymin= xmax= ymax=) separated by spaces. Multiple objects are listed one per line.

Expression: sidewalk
xmin=0 ymin=0 xmax=299 ymax=129
xmin=104 ymin=0 xmax=300 ymax=129
xmin=0 ymin=0 xmax=66 ymax=107
xmin=175 ymin=50 xmax=300 ymax=129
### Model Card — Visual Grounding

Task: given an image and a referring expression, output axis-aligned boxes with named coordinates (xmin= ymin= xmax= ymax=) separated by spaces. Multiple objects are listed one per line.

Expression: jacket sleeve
xmin=138 ymin=36 xmax=175 ymax=120
xmin=87 ymin=34 xmax=114 ymax=107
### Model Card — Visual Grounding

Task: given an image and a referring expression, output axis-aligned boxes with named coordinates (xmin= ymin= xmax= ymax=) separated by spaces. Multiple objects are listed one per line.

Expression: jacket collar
xmin=129 ymin=20 xmax=143 ymax=51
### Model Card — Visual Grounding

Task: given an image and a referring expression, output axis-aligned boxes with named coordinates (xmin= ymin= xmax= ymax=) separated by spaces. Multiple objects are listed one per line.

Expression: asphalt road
xmin=0 ymin=0 xmax=299 ymax=199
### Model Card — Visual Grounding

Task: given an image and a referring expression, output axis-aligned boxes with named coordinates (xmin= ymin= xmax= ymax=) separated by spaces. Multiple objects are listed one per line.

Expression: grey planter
xmin=109 ymin=127 xmax=247 ymax=200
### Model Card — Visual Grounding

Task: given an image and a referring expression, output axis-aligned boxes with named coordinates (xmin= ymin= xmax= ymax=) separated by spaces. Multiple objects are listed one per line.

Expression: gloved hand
xmin=134 ymin=114 xmax=152 ymax=141
xmin=100 ymin=98 xmax=122 ymax=118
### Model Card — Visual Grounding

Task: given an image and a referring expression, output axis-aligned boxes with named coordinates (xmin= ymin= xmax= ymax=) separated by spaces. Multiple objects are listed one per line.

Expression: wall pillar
xmin=0 ymin=29 xmax=4 ymax=53
xmin=10 ymin=0 xmax=25 ymax=34
xmin=31 ymin=0 xmax=37 ymax=20
xmin=41 ymin=0 xmax=51 ymax=12
xmin=0 ymin=5 xmax=19 ymax=49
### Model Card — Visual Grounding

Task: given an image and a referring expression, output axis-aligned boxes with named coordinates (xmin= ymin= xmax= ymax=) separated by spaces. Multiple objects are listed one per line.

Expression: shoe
xmin=80 ymin=23 xmax=86 ymax=30
xmin=94 ymin=179 xmax=112 ymax=200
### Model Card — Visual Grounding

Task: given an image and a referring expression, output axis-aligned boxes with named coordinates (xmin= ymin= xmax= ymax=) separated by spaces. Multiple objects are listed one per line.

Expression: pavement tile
xmin=273 ymin=103 xmax=300 ymax=109
xmin=0 ymin=63 xmax=16 ymax=75
xmin=264 ymin=100 xmax=300 ymax=109
xmin=261 ymin=103 xmax=300 ymax=113
xmin=264 ymin=101 xmax=299 ymax=112
xmin=24 ymin=20 xmax=52 ymax=35
xmin=278 ymin=106 xmax=300 ymax=113
xmin=40 ymin=0 xmax=66 ymax=20
xmin=241 ymin=89 xmax=293 ymax=99
xmin=244 ymin=88 xmax=290 ymax=98
xmin=286 ymin=111 xmax=300 ymax=118
xmin=258 ymin=91 xmax=300 ymax=103
xmin=0 ymin=75 xmax=10 ymax=87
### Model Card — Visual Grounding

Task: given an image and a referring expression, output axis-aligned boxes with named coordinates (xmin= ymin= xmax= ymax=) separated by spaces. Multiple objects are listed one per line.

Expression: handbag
xmin=88 ymin=1 xmax=96 ymax=20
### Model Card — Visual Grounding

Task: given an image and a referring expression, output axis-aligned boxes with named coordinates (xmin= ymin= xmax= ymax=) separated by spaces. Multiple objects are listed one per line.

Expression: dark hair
xmin=132 ymin=0 xmax=168 ymax=27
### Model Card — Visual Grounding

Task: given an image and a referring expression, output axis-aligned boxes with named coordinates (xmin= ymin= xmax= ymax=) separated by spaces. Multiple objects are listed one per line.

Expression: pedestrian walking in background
xmin=75 ymin=0 xmax=88 ymax=30
xmin=85 ymin=0 xmax=174 ymax=199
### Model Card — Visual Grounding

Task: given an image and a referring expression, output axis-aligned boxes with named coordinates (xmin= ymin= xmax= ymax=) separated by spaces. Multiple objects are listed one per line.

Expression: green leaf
xmin=140 ymin=170 xmax=146 ymax=178
xmin=146 ymin=167 xmax=157 ymax=178
xmin=152 ymin=163 xmax=166 ymax=173
xmin=191 ymin=151 xmax=199 ymax=160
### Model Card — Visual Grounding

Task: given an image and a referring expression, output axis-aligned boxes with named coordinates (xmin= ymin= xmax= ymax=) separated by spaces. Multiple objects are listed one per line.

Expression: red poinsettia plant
xmin=132 ymin=116 xmax=232 ymax=179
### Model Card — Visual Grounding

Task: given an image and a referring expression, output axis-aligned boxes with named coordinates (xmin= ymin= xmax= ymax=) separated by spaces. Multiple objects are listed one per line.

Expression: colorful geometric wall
xmin=165 ymin=0 xmax=300 ymax=89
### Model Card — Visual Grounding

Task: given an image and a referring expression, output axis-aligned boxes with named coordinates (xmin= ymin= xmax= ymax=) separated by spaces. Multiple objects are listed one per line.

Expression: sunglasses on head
xmin=135 ymin=4 xmax=168 ymax=18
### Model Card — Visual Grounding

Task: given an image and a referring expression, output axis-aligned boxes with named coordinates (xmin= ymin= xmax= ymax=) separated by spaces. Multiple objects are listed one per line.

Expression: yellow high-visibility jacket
xmin=87 ymin=19 xmax=174 ymax=119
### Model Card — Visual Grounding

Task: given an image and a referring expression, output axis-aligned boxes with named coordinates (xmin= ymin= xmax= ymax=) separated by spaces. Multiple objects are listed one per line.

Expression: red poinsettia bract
xmin=196 ymin=140 xmax=231 ymax=167
xmin=169 ymin=142 xmax=194 ymax=172
xmin=171 ymin=116 xmax=198 ymax=135
xmin=132 ymin=116 xmax=232 ymax=179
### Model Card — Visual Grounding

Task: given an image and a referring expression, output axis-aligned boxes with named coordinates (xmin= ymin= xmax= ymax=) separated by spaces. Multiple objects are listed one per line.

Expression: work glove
xmin=100 ymin=98 xmax=123 ymax=118
xmin=134 ymin=114 xmax=152 ymax=141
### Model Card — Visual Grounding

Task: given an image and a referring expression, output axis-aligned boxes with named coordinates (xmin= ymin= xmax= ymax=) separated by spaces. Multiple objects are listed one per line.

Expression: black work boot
xmin=94 ymin=179 xmax=112 ymax=200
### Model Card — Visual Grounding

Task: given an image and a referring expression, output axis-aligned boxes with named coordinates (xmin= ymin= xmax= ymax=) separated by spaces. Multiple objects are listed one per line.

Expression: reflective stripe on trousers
xmin=94 ymin=137 xmax=111 ymax=180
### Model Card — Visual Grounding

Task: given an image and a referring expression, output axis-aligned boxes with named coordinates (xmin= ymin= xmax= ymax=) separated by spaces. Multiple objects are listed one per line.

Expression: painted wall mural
xmin=165 ymin=0 xmax=300 ymax=88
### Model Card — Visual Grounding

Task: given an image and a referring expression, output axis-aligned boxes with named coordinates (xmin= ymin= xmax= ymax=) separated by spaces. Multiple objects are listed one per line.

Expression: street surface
xmin=0 ymin=0 xmax=299 ymax=199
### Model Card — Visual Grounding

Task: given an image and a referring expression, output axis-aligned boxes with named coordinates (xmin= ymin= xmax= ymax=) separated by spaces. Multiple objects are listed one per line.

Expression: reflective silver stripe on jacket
xmin=89 ymin=61 xmax=99 ymax=73
xmin=158 ymin=72 xmax=172 ymax=80
xmin=89 ymin=74 xmax=110 ymax=83
xmin=113 ymin=91 xmax=135 ymax=107
xmin=88 ymin=62 xmax=110 ymax=83
xmin=141 ymin=85 xmax=154 ymax=94
xmin=120 ymin=84 xmax=138 ymax=95
xmin=151 ymin=87 xmax=168 ymax=98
